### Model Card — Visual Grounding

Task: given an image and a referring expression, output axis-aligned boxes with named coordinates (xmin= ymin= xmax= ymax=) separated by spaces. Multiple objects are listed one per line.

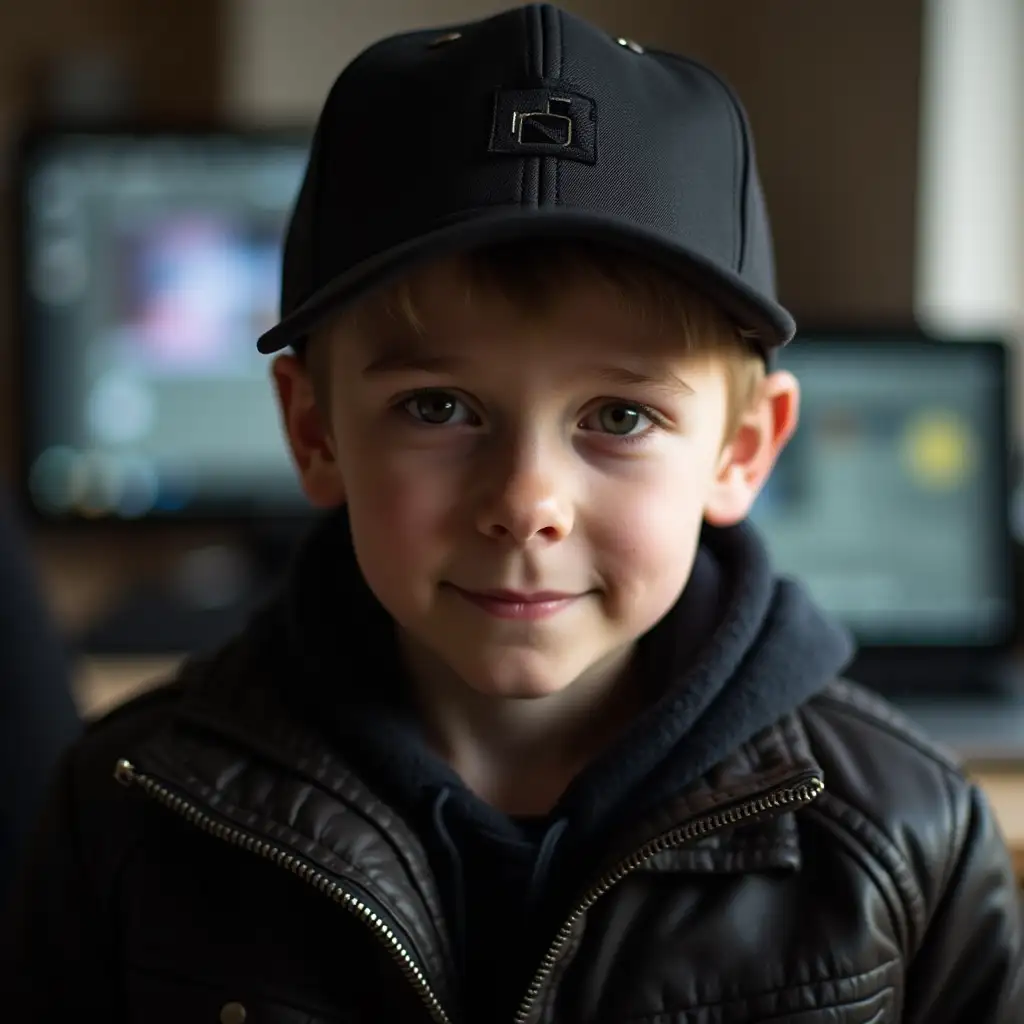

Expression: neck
xmin=400 ymin=638 xmax=648 ymax=816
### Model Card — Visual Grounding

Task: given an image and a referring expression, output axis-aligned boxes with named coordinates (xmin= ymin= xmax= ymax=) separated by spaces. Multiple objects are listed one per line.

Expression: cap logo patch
xmin=489 ymin=88 xmax=596 ymax=164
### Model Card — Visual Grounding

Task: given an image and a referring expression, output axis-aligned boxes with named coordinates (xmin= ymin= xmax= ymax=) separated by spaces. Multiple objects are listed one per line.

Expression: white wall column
xmin=916 ymin=0 xmax=1024 ymax=338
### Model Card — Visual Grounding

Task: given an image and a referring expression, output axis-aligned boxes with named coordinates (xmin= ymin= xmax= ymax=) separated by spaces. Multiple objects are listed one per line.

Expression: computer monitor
xmin=750 ymin=332 xmax=1015 ymax=678
xmin=14 ymin=126 xmax=312 ymax=524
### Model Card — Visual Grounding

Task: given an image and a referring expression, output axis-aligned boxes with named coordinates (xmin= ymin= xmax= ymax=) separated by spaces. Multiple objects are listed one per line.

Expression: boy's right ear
xmin=270 ymin=354 xmax=346 ymax=508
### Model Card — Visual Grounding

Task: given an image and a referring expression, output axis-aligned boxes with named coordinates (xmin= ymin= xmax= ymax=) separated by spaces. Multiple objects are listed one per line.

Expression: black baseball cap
xmin=257 ymin=3 xmax=795 ymax=356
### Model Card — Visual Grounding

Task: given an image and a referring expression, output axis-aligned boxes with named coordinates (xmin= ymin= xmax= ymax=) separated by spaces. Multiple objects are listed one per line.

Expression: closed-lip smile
xmin=447 ymin=585 xmax=581 ymax=620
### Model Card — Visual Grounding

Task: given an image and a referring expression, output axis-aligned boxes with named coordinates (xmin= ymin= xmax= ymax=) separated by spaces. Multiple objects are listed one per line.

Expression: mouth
xmin=444 ymin=584 xmax=583 ymax=621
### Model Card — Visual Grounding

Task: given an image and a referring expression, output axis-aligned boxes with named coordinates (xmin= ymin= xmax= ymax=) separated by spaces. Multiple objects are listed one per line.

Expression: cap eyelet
xmin=428 ymin=31 xmax=462 ymax=48
xmin=616 ymin=36 xmax=644 ymax=54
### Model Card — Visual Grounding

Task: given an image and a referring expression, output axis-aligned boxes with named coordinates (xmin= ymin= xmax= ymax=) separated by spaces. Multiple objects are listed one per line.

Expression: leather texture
xmin=3 ymin=633 xmax=1022 ymax=1023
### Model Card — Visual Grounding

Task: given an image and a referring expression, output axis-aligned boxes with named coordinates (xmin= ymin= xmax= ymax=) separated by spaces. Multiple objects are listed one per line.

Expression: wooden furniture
xmin=970 ymin=771 xmax=1024 ymax=880
xmin=75 ymin=656 xmax=183 ymax=720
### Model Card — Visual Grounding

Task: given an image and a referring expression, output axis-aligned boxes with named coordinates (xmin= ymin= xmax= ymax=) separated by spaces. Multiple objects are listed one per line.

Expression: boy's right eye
xmin=401 ymin=390 xmax=478 ymax=426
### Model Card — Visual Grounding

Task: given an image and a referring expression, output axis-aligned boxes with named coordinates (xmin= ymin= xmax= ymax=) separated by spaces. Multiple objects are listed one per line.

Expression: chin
xmin=456 ymin=653 xmax=580 ymax=701
xmin=467 ymin=676 xmax=570 ymax=701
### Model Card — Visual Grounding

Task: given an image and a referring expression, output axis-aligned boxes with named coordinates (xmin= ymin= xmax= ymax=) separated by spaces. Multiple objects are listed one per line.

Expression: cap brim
xmin=257 ymin=209 xmax=795 ymax=354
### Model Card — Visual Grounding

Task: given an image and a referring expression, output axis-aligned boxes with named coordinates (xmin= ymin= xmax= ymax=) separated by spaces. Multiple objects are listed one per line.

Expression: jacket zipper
xmin=114 ymin=758 xmax=822 ymax=1024
xmin=114 ymin=758 xmax=453 ymax=1024
xmin=511 ymin=773 xmax=825 ymax=1024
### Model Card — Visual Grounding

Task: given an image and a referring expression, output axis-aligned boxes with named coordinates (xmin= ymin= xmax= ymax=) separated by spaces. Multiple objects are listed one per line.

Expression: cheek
xmin=588 ymin=441 xmax=721 ymax=611
xmin=594 ymin=484 xmax=703 ymax=592
xmin=335 ymin=437 xmax=463 ymax=599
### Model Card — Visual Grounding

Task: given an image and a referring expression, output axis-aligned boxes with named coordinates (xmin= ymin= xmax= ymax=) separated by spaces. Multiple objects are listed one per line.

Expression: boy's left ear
xmin=703 ymin=370 xmax=800 ymax=527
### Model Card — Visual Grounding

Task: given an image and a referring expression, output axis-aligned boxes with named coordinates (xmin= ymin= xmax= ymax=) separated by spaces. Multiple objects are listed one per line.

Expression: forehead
xmin=330 ymin=256 xmax=709 ymax=368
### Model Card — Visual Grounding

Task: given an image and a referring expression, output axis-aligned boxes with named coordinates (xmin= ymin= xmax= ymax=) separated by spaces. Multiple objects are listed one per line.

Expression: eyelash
xmin=394 ymin=389 xmax=666 ymax=445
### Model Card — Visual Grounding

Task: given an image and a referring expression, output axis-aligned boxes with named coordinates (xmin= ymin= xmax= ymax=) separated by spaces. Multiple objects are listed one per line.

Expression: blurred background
xmin=1 ymin=0 xmax=1023 ymax=874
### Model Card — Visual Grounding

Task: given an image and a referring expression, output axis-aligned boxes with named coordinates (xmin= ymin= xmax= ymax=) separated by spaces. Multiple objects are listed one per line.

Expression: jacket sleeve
xmin=1 ymin=749 xmax=118 ymax=1018
xmin=904 ymin=782 xmax=1024 ymax=1023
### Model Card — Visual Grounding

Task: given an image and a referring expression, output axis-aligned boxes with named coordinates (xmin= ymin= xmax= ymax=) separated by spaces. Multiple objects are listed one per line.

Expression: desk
xmin=969 ymin=772 xmax=1024 ymax=879
xmin=76 ymin=659 xmax=1024 ymax=880
xmin=75 ymin=656 xmax=183 ymax=720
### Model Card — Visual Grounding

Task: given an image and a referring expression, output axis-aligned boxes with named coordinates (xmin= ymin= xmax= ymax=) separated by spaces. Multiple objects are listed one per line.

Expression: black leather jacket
xmin=3 ymin=628 xmax=1022 ymax=1023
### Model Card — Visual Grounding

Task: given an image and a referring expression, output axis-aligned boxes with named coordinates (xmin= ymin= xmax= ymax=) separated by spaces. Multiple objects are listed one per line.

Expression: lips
xmin=446 ymin=584 xmax=582 ymax=621
xmin=470 ymin=588 xmax=578 ymax=603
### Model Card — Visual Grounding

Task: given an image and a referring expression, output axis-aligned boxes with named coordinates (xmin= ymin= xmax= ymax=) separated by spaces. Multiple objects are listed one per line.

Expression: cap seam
xmin=552 ymin=4 xmax=563 ymax=209
xmin=528 ymin=3 xmax=543 ymax=79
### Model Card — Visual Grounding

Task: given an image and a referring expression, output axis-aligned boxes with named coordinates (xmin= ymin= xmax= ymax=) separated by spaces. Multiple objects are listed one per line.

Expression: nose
xmin=474 ymin=439 xmax=574 ymax=545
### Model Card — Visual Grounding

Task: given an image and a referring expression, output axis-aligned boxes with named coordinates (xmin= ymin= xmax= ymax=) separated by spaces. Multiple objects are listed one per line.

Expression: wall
xmin=673 ymin=1 xmax=923 ymax=327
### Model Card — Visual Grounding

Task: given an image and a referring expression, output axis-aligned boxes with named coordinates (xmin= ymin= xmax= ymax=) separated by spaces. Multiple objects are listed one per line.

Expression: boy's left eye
xmin=580 ymin=402 xmax=655 ymax=437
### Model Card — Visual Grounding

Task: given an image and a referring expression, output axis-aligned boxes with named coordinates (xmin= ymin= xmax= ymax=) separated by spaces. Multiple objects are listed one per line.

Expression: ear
xmin=271 ymin=354 xmax=346 ymax=508
xmin=704 ymin=369 xmax=800 ymax=527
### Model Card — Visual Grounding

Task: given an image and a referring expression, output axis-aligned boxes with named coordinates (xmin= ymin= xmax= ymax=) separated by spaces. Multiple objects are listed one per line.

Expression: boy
xmin=4 ymin=5 xmax=1022 ymax=1021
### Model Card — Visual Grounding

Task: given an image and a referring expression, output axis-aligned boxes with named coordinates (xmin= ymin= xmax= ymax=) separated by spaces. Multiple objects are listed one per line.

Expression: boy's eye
xmin=402 ymin=391 xmax=475 ymax=426
xmin=582 ymin=402 xmax=654 ymax=437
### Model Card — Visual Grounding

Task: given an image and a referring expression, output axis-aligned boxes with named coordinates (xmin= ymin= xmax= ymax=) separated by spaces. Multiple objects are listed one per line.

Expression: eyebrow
xmin=593 ymin=365 xmax=694 ymax=396
xmin=361 ymin=348 xmax=467 ymax=377
xmin=361 ymin=345 xmax=693 ymax=396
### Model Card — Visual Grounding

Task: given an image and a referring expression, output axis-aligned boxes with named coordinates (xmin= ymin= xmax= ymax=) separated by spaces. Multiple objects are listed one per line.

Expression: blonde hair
xmin=306 ymin=240 xmax=765 ymax=439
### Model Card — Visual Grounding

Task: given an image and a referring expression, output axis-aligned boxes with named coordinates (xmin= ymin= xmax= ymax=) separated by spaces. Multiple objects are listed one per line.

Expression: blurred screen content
xmin=20 ymin=132 xmax=310 ymax=520
xmin=751 ymin=338 xmax=1012 ymax=647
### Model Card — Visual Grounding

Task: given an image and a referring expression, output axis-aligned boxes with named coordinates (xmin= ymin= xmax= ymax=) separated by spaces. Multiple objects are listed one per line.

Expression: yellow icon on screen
xmin=902 ymin=411 xmax=975 ymax=490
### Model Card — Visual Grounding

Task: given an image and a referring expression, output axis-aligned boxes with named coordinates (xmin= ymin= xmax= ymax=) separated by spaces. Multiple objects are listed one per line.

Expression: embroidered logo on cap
xmin=489 ymin=88 xmax=596 ymax=164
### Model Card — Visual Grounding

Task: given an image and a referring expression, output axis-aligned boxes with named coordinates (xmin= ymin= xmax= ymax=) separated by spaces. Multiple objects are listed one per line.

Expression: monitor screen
xmin=17 ymin=129 xmax=312 ymax=521
xmin=750 ymin=335 xmax=1014 ymax=647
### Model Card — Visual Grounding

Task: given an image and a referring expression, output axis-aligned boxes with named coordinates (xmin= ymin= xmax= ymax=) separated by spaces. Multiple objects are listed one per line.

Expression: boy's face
xmin=273 ymin=259 xmax=798 ymax=701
